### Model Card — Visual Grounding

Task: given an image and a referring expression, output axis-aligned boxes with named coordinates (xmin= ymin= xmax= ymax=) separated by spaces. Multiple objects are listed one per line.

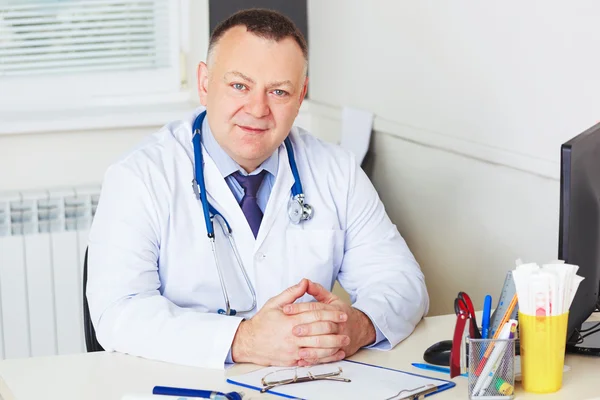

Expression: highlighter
xmin=495 ymin=377 xmax=515 ymax=395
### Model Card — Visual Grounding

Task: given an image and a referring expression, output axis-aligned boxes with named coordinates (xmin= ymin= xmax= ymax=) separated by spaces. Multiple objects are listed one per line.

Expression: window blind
xmin=0 ymin=0 xmax=172 ymax=77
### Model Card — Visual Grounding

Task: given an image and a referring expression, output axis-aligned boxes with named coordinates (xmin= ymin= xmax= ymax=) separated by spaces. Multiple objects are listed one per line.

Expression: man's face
xmin=197 ymin=26 xmax=308 ymax=172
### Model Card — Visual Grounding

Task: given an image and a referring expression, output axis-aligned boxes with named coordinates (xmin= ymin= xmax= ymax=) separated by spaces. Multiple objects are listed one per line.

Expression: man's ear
xmin=197 ymin=61 xmax=209 ymax=106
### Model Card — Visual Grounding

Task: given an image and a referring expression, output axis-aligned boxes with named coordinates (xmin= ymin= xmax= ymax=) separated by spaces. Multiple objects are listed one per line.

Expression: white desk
xmin=0 ymin=313 xmax=598 ymax=400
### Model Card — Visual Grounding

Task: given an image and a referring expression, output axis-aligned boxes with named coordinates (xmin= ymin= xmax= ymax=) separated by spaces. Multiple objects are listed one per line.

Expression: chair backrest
xmin=83 ymin=247 xmax=104 ymax=352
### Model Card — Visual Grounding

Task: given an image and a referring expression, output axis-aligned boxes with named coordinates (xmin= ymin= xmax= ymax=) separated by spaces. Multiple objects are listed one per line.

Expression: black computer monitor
xmin=559 ymin=121 xmax=600 ymax=352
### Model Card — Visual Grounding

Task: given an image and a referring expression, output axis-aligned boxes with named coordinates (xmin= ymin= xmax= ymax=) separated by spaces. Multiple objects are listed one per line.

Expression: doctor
xmin=87 ymin=8 xmax=429 ymax=370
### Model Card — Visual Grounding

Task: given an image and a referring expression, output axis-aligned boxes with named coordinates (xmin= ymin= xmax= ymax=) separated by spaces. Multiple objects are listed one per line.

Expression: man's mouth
xmin=237 ymin=124 xmax=269 ymax=133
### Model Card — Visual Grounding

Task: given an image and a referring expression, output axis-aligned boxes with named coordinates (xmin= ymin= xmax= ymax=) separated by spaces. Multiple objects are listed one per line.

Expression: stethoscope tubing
xmin=190 ymin=110 xmax=308 ymax=315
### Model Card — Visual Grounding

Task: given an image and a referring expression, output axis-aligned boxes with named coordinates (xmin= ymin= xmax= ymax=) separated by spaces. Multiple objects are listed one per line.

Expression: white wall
xmin=307 ymin=1 xmax=600 ymax=315
xmin=0 ymin=128 xmax=154 ymax=192
xmin=308 ymin=1 xmax=600 ymax=178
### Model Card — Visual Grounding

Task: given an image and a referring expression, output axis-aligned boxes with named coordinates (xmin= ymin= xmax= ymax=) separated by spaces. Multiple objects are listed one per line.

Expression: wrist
xmin=352 ymin=308 xmax=376 ymax=347
xmin=231 ymin=320 xmax=252 ymax=363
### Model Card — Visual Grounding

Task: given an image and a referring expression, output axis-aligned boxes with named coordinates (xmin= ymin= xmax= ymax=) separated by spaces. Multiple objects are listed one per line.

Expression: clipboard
xmin=227 ymin=360 xmax=456 ymax=399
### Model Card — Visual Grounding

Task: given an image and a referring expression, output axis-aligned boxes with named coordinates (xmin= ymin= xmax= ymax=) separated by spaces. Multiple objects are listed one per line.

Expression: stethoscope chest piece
xmin=288 ymin=194 xmax=313 ymax=224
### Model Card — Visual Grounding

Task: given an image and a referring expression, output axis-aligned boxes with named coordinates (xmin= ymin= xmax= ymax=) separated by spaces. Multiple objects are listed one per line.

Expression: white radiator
xmin=0 ymin=186 xmax=100 ymax=359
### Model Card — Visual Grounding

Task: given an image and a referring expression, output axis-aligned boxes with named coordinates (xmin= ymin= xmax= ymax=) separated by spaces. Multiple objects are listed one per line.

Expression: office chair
xmin=83 ymin=247 xmax=104 ymax=352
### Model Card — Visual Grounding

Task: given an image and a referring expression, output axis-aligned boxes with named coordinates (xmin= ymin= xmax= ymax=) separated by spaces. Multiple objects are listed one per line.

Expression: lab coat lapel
xmin=255 ymin=144 xmax=294 ymax=250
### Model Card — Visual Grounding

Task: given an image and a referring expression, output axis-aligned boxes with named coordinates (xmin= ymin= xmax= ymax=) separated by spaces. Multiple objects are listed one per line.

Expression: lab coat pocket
xmin=286 ymin=229 xmax=344 ymax=301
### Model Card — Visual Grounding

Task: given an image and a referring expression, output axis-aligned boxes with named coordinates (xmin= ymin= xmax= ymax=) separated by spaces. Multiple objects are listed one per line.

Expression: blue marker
xmin=411 ymin=363 xmax=467 ymax=377
xmin=153 ymin=386 xmax=242 ymax=400
xmin=482 ymin=295 xmax=492 ymax=339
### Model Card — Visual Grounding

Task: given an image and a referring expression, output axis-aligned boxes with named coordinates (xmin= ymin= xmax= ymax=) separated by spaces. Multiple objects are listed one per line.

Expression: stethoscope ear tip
xmin=218 ymin=309 xmax=237 ymax=316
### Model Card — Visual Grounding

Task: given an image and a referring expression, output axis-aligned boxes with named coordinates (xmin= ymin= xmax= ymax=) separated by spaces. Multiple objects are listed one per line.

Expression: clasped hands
xmin=231 ymin=279 xmax=376 ymax=367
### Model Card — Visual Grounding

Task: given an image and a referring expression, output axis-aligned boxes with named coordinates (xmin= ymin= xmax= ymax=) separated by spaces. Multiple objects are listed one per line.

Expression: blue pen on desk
xmin=412 ymin=363 xmax=467 ymax=377
xmin=153 ymin=386 xmax=243 ymax=400
xmin=482 ymin=295 xmax=492 ymax=339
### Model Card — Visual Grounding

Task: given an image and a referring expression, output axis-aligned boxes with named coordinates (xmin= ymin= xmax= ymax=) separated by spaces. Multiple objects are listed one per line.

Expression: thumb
xmin=307 ymin=280 xmax=338 ymax=304
xmin=268 ymin=278 xmax=309 ymax=308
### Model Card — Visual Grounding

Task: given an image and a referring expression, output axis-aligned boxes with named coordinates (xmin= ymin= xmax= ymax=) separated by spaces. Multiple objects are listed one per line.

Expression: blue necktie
xmin=232 ymin=171 xmax=267 ymax=238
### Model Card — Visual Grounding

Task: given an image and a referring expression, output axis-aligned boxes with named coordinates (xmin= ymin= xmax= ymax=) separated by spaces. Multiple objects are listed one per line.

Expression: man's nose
xmin=245 ymin=91 xmax=270 ymax=119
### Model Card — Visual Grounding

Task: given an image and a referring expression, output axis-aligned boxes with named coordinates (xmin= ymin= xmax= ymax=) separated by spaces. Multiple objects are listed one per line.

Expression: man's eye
xmin=272 ymin=89 xmax=288 ymax=97
xmin=232 ymin=83 xmax=247 ymax=91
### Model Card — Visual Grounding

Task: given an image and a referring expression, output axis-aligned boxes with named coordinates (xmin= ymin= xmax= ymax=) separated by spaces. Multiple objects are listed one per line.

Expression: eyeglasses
xmin=260 ymin=365 xmax=351 ymax=393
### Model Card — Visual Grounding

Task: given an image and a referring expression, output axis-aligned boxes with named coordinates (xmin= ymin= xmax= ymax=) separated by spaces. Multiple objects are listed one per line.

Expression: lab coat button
xmin=255 ymin=252 xmax=266 ymax=261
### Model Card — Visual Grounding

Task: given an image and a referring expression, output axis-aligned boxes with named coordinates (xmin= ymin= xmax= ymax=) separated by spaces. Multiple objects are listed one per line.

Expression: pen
xmin=122 ymin=396 xmax=205 ymax=400
xmin=153 ymin=386 xmax=243 ymax=400
xmin=411 ymin=363 xmax=467 ymax=377
xmin=482 ymin=295 xmax=492 ymax=339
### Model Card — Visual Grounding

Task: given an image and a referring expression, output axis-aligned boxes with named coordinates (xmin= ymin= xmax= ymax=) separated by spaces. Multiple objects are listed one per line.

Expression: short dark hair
xmin=208 ymin=8 xmax=308 ymax=62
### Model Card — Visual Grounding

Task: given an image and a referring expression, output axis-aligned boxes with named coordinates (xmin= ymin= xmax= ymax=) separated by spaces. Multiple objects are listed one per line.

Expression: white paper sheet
xmin=340 ymin=107 xmax=374 ymax=165
xmin=227 ymin=360 xmax=452 ymax=400
xmin=512 ymin=260 xmax=583 ymax=316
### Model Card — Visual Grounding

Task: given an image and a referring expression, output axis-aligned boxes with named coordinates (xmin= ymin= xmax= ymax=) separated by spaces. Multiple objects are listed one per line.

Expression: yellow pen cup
xmin=518 ymin=311 xmax=569 ymax=393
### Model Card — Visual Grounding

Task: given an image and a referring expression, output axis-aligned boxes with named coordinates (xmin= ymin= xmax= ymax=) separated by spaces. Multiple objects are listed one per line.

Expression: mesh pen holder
xmin=468 ymin=338 xmax=516 ymax=399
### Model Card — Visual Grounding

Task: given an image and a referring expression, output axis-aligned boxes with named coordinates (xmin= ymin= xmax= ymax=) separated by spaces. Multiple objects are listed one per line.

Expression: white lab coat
xmin=87 ymin=108 xmax=429 ymax=369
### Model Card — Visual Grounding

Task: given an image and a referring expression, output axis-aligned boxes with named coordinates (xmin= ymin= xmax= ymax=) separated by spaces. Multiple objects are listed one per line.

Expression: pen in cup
xmin=482 ymin=295 xmax=492 ymax=339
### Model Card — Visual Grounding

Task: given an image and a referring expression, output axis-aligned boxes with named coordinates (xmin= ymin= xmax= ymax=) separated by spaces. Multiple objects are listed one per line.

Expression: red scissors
xmin=454 ymin=291 xmax=480 ymax=339
xmin=450 ymin=292 xmax=481 ymax=378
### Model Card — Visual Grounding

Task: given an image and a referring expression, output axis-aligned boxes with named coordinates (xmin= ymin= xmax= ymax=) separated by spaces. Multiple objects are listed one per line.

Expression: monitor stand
xmin=566 ymin=320 xmax=600 ymax=356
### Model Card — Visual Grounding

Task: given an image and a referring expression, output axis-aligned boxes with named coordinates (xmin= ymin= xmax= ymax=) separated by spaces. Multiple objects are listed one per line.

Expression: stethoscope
xmin=191 ymin=111 xmax=313 ymax=316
